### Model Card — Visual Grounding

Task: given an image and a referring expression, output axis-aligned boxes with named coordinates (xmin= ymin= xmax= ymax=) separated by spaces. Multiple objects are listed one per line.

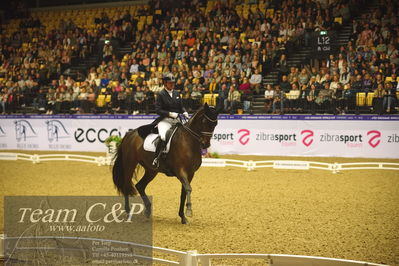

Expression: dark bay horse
xmin=112 ymin=103 xmax=219 ymax=224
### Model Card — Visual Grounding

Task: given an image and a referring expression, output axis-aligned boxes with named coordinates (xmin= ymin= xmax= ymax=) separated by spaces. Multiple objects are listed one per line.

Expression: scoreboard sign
xmin=313 ymin=31 xmax=332 ymax=57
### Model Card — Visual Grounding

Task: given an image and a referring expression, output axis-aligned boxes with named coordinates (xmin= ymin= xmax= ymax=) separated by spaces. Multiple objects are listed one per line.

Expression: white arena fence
xmin=0 ymin=235 xmax=386 ymax=266
xmin=0 ymin=152 xmax=398 ymax=173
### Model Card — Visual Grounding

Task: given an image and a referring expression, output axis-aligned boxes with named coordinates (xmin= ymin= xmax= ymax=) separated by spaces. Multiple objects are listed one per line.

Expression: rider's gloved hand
xmin=169 ymin=112 xmax=179 ymax=119
xmin=183 ymin=112 xmax=189 ymax=119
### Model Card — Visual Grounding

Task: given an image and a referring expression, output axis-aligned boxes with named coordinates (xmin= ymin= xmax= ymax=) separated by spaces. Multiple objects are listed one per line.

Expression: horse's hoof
xmin=181 ymin=217 xmax=188 ymax=224
xmin=185 ymin=209 xmax=192 ymax=217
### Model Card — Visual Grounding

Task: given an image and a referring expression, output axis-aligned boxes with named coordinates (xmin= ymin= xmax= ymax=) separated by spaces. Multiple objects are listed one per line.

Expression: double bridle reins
xmin=181 ymin=113 xmax=217 ymax=144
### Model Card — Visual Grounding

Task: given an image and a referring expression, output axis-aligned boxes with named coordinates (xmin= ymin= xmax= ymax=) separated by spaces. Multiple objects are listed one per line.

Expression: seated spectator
xmin=272 ymin=86 xmax=285 ymax=115
xmin=249 ymin=68 xmax=262 ymax=94
xmin=62 ymin=88 xmax=73 ymax=113
xmin=207 ymin=78 xmax=218 ymax=93
xmin=100 ymin=74 xmax=110 ymax=88
xmin=77 ymin=87 xmax=89 ymax=113
xmin=35 ymin=88 xmax=47 ymax=112
xmin=351 ymin=74 xmax=363 ymax=92
xmin=372 ymin=83 xmax=384 ymax=115
xmin=343 ymin=83 xmax=356 ymax=114
xmin=129 ymin=59 xmax=139 ymax=75
xmin=329 ymin=75 xmax=341 ymax=91
xmin=279 ymin=75 xmax=292 ymax=93
xmin=298 ymin=85 xmax=309 ymax=112
xmin=276 ymin=54 xmax=289 ymax=78
xmin=315 ymin=82 xmax=334 ymax=113
xmin=383 ymin=82 xmax=396 ymax=113
xmin=46 ymin=88 xmax=56 ymax=115
xmin=54 ymin=88 xmax=64 ymax=114
xmin=287 ymin=67 xmax=298 ymax=83
xmin=143 ymin=86 xmax=155 ymax=114
xmin=389 ymin=73 xmax=398 ymax=89
xmin=191 ymin=86 xmax=203 ymax=111
xmin=181 ymin=87 xmax=192 ymax=111
xmin=307 ymin=84 xmax=318 ymax=115
xmin=332 ymin=83 xmax=345 ymax=115
xmin=0 ymin=88 xmax=8 ymax=114
xmin=362 ymin=73 xmax=373 ymax=94
xmin=71 ymin=82 xmax=80 ymax=111
xmin=226 ymin=84 xmax=241 ymax=115
xmin=287 ymin=83 xmax=301 ymax=112
xmin=174 ymin=78 xmax=184 ymax=92
xmin=298 ymin=68 xmax=310 ymax=87
xmin=238 ymin=77 xmax=252 ymax=112
xmin=387 ymin=44 xmax=399 ymax=65
xmin=264 ymin=84 xmax=274 ymax=113
xmin=132 ymin=86 xmax=145 ymax=114
xmin=103 ymin=42 xmax=113 ymax=63
xmin=87 ymin=87 xmax=96 ymax=113
xmin=217 ymin=83 xmax=229 ymax=113
xmin=150 ymin=79 xmax=165 ymax=93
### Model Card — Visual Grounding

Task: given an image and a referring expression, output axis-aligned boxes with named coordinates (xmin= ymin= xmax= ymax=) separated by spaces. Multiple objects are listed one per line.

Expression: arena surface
xmin=1 ymin=151 xmax=398 ymax=265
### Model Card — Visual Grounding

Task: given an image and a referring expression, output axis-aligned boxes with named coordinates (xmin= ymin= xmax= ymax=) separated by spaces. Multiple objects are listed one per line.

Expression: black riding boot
xmin=152 ymin=139 xmax=166 ymax=167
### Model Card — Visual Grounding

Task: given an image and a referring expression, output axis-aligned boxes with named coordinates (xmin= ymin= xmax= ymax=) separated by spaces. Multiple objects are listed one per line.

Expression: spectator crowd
xmin=267 ymin=0 xmax=398 ymax=114
xmin=0 ymin=0 xmax=397 ymax=115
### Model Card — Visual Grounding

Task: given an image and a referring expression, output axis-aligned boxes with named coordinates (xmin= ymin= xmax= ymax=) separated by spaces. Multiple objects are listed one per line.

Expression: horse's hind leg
xmin=124 ymin=195 xmax=130 ymax=214
xmin=136 ymin=168 xmax=157 ymax=218
xmin=178 ymin=185 xmax=188 ymax=224
xmin=122 ymin=161 xmax=138 ymax=214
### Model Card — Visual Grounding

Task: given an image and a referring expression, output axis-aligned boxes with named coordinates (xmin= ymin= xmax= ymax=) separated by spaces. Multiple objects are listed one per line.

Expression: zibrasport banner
xmin=211 ymin=118 xmax=399 ymax=158
xmin=0 ymin=114 xmax=398 ymax=158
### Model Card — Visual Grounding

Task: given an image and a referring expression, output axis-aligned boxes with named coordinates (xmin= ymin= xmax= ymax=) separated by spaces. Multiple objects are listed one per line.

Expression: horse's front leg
xmin=184 ymin=181 xmax=193 ymax=218
xmin=177 ymin=175 xmax=193 ymax=223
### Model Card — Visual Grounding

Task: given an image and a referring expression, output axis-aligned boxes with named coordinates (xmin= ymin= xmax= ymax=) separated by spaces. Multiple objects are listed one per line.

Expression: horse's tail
xmin=112 ymin=131 xmax=138 ymax=196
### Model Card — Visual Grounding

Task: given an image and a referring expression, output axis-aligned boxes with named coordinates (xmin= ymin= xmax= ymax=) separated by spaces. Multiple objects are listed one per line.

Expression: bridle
xmin=181 ymin=112 xmax=217 ymax=146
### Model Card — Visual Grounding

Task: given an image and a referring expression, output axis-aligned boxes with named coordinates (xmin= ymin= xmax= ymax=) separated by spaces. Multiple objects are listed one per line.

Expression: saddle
xmin=142 ymin=126 xmax=178 ymax=153
xmin=138 ymin=123 xmax=180 ymax=176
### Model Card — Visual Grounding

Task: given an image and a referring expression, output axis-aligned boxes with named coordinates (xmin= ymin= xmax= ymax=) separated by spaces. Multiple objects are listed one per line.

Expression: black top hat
xmin=163 ymin=75 xmax=175 ymax=82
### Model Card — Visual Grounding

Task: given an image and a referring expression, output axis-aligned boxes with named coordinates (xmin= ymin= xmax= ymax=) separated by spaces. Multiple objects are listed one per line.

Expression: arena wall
xmin=0 ymin=114 xmax=398 ymax=159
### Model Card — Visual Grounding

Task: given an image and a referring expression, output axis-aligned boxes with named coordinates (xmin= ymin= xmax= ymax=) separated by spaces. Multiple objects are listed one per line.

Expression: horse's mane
xmin=186 ymin=105 xmax=218 ymax=126
xmin=186 ymin=106 xmax=205 ymax=127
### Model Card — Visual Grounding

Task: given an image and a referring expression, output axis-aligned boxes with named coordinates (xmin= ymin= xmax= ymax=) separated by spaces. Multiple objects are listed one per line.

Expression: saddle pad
xmin=143 ymin=127 xmax=178 ymax=153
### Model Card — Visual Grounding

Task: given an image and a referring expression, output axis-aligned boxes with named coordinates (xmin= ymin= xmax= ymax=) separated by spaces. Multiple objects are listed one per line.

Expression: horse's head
xmin=188 ymin=103 xmax=219 ymax=149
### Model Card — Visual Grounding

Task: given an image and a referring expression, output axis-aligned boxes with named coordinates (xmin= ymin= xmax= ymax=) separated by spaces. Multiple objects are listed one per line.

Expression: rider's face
xmin=165 ymin=81 xmax=174 ymax=91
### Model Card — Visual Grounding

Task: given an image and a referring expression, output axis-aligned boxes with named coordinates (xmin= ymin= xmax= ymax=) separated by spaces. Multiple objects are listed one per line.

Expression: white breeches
xmin=158 ymin=118 xmax=175 ymax=141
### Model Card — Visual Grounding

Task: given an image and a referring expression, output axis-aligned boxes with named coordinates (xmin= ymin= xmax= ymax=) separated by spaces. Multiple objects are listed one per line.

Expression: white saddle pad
xmin=143 ymin=127 xmax=177 ymax=153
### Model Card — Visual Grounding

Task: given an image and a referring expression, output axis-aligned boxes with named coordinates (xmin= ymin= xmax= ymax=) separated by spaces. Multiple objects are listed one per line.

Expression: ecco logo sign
xmin=74 ymin=128 xmax=121 ymax=143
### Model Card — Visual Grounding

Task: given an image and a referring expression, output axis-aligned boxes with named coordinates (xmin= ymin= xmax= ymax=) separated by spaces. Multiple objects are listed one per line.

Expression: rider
xmin=152 ymin=74 xmax=189 ymax=167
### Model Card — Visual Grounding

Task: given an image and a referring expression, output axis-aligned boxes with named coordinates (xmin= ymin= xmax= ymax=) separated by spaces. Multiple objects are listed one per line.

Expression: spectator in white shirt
xmin=340 ymin=66 xmax=351 ymax=85
xmin=129 ymin=59 xmax=139 ymax=74
xmin=249 ymin=68 xmax=262 ymax=94
xmin=264 ymin=84 xmax=274 ymax=113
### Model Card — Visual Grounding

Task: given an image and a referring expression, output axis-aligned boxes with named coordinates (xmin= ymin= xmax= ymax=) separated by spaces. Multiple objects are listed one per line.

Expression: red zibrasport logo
xmin=238 ymin=129 xmax=250 ymax=145
xmin=367 ymin=130 xmax=381 ymax=148
xmin=301 ymin=130 xmax=314 ymax=147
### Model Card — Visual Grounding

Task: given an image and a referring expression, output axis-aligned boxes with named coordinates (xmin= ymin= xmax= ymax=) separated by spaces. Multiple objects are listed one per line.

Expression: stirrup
xmin=152 ymin=157 xmax=160 ymax=168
